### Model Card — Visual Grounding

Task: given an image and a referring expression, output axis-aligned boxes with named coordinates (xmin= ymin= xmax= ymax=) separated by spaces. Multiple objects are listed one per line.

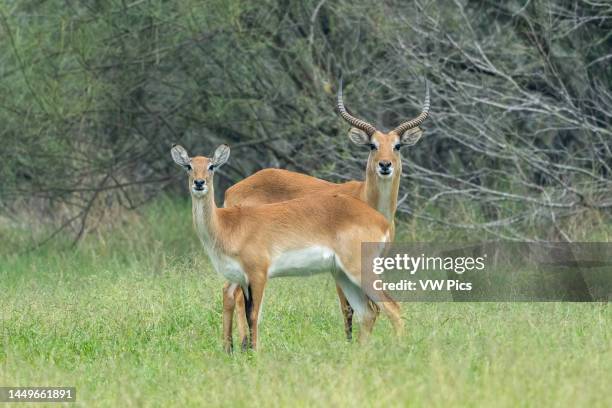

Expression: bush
xmin=0 ymin=0 xmax=610 ymax=242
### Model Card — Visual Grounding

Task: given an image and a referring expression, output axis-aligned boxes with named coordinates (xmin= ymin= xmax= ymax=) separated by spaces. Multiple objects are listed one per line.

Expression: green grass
xmin=1 ymin=199 xmax=610 ymax=407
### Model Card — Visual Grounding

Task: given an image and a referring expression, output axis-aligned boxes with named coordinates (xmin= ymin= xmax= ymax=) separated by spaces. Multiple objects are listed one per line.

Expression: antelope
xmin=171 ymin=143 xmax=402 ymax=351
xmin=222 ymin=80 xmax=430 ymax=348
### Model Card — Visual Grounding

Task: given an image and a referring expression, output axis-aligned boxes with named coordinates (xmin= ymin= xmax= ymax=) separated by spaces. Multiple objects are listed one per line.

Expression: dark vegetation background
xmin=0 ymin=0 xmax=610 ymax=243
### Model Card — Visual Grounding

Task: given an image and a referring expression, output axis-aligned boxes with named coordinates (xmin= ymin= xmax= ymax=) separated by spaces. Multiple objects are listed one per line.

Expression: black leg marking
xmin=346 ymin=304 xmax=354 ymax=341
xmin=243 ymin=285 xmax=254 ymax=349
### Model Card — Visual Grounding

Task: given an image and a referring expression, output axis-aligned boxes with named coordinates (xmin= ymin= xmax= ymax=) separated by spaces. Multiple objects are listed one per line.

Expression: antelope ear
xmin=400 ymin=127 xmax=424 ymax=146
xmin=171 ymin=144 xmax=191 ymax=168
xmin=211 ymin=144 xmax=230 ymax=168
xmin=348 ymin=128 xmax=370 ymax=146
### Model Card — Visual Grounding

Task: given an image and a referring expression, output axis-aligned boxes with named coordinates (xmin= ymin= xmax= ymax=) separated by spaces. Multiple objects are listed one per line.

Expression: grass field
xmin=1 ymin=199 xmax=610 ymax=407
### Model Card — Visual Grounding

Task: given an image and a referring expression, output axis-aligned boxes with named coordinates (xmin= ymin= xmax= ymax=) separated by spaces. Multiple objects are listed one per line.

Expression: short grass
xmin=1 ymin=199 xmax=610 ymax=407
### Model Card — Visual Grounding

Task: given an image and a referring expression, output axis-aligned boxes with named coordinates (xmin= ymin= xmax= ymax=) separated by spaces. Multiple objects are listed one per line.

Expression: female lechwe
xmin=171 ymin=144 xmax=402 ymax=350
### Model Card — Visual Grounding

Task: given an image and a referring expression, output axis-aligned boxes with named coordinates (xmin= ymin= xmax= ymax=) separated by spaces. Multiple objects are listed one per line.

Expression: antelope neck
xmin=362 ymin=159 xmax=401 ymax=225
xmin=191 ymin=183 xmax=221 ymax=249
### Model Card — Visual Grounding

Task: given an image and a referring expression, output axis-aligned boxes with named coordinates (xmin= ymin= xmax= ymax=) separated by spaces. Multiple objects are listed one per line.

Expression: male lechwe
xmin=222 ymin=80 xmax=430 ymax=346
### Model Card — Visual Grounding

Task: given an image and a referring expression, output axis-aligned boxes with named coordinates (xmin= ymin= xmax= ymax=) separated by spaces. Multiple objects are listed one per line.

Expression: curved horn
xmin=391 ymin=81 xmax=430 ymax=135
xmin=337 ymin=79 xmax=377 ymax=136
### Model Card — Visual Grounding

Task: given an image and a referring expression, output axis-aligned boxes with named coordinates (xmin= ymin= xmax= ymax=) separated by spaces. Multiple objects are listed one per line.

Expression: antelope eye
xmin=208 ymin=164 xmax=215 ymax=171
xmin=394 ymin=144 xmax=401 ymax=151
xmin=185 ymin=164 xmax=192 ymax=171
xmin=368 ymin=143 xmax=377 ymax=151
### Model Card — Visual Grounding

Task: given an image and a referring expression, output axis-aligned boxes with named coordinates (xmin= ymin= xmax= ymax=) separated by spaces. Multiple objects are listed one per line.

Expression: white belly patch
xmin=268 ymin=246 xmax=335 ymax=278
xmin=208 ymin=251 xmax=248 ymax=287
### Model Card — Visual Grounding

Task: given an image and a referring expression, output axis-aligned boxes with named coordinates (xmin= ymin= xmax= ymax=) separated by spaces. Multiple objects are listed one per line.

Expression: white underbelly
xmin=268 ymin=246 xmax=335 ymax=278
xmin=208 ymin=251 xmax=248 ymax=286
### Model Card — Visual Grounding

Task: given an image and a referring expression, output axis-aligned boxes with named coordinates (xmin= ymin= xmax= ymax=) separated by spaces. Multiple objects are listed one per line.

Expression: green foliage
xmin=0 ymin=0 xmax=610 ymax=241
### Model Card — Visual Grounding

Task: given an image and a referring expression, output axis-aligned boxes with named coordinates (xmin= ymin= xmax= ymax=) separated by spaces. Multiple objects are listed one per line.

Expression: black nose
xmin=194 ymin=179 xmax=205 ymax=189
xmin=379 ymin=161 xmax=392 ymax=170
